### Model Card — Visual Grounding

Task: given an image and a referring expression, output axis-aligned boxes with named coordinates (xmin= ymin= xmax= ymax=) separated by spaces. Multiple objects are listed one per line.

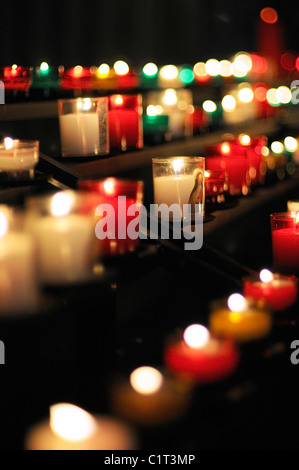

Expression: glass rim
xmin=152 ymin=156 xmax=205 ymax=164
xmin=58 ymin=97 xmax=107 ymax=104
xmin=0 ymin=139 xmax=39 ymax=149
xmin=270 ymin=212 xmax=299 ymax=220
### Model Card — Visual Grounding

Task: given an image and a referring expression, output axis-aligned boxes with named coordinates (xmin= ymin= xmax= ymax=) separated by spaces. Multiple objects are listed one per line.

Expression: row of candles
xmin=1 ymin=51 xmax=293 ymax=91
xmin=0 ymin=150 xmax=299 ymax=447
xmin=24 ymin=273 xmax=298 ymax=449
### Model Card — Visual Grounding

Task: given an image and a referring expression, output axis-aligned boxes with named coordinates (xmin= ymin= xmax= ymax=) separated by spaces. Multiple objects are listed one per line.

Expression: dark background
xmin=0 ymin=0 xmax=298 ymax=68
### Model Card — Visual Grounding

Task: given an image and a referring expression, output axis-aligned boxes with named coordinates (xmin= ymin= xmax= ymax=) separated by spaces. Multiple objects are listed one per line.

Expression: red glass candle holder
xmin=204 ymin=170 xmax=228 ymax=206
xmin=243 ymin=271 xmax=298 ymax=311
xmin=108 ymin=94 xmax=143 ymax=152
xmin=271 ymin=212 xmax=299 ymax=275
xmin=242 ymin=135 xmax=267 ymax=186
xmin=1 ymin=66 xmax=32 ymax=90
xmin=60 ymin=66 xmax=93 ymax=90
xmin=78 ymin=178 xmax=144 ymax=257
xmin=205 ymin=141 xmax=250 ymax=196
xmin=164 ymin=325 xmax=239 ymax=384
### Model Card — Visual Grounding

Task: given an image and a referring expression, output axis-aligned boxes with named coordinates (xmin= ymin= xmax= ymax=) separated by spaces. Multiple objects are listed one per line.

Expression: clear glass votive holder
xmin=58 ymin=97 xmax=109 ymax=157
xmin=152 ymin=156 xmax=205 ymax=220
xmin=0 ymin=139 xmax=39 ymax=172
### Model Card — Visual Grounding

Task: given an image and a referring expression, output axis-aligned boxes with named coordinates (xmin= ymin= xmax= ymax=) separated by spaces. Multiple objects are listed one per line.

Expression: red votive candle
xmin=164 ymin=324 xmax=239 ymax=383
xmin=243 ymin=268 xmax=297 ymax=311
xmin=78 ymin=178 xmax=143 ymax=257
xmin=204 ymin=170 xmax=228 ymax=206
xmin=271 ymin=212 xmax=299 ymax=275
xmin=205 ymin=141 xmax=250 ymax=196
xmin=1 ymin=66 xmax=31 ymax=90
xmin=108 ymin=94 xmax=143 ymax=151
xmin=238 ymin=134 xmax=267 ymax=186
xmin=60 ymin=66 xmax=93 ymax=90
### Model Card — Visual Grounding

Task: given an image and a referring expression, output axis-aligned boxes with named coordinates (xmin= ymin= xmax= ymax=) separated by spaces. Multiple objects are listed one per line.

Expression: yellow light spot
xmin=50 ymin=403 xmax=96 ymax=441
xmin=239 ymin=134 xmax=251 ymax=145
xmin=143 ymin=62 xmax=158 ymax=76
xmin=114 ymin=95 xmax=124 ymax=106
xmin=40 ymin=62 xmax=49 ymax=72
xmin=172 ymin=158 xmax=184 ymax=174
xmin=266 ymin=88 xmax=280 ymax=106
xmin=130 ymin=367 xmax=163 ymax=395
xmin=219 ymin=60 xmax=232 ymax=77
xmin=205 ymin=59 xmax=220 ymax=77
xmin=183 ymin=324 xmax=210 ymax=349
xmin=238 ymin=87 xmax=254 ymax=103
xmin=284 ymin=136 xmax=298 ymax=152
xmin=276 ymin=86 xmax=292 ymax=104
xmin=4 ymin=137 xmax=14 ymax=150
xmin=97 ymin=63 xmax=110 ymax=77
xmin=221 ymin=142 xmax=231 ymax=154
xmin=203 ymin=100 xmax=217 ymax=113
xmin=271 ymin=141 xmax=284 ymax=154
xmin=221 ymin=95 xmax=236 ymax=112
xmin=73 ymin=65 xmax=83 ymax=77
xmin=159 ymin=65 xmax=178 ymax=80
xmin=114 ymin=60 xmax=129 ymax=76
xmin=163 ymin=88 xmax=177 ymax=106
xmin=261 ymin=146 xmax=270 ymax=157
xmin=193 ymin=62 xmax=207 ymax=78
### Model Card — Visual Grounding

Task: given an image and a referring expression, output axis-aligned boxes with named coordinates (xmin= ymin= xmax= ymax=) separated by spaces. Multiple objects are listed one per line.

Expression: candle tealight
xmin=164 ymin=324 xmax=239 ymax=383
xmin=209 ymin=293 xmax=272 ymax=342
xmin=25 ymin=403 xmax=137 ymax=450
xmin=111 ymin=366 xmax=192 ymax=425
xmin=108 ymin=94 xmax=143 ymax=151
xmin=243 ymin=268 xmax=297 ymax=311
xmin=271 ymin=212 xmax=299 ymax=274
xmin=0 ymin=138 xmax=39 ymax=171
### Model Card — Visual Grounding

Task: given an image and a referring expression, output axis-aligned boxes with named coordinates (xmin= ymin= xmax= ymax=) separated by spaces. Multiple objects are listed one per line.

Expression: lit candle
xmin=205 ymin=141 xmax=250 ymax=196
xmin=30 ymin=191 xmax=96 ymax=285
xmin=0 ymin=207 xmax=38 ymax=315
xmin=209 ymin=293 xmax=272 ymax=342
xmin=164 ymin=324 xmax=239 ymax=383
xmin=25 ymin=403 xmax=137 ymax=450
xmin=108 ymin=94 xmax=143 ymax=151
xmin=111 ymin=366 xmax=192 ymax=425
xmin=152 ymin=157 xmax=205 ymax=220
xmin=78 ymin=178 xmax=144 ymax=257
xmin=0 ymin=138 xmax=39 ymax=171
xmin=287 ymin=200 xmax=299 ymax=212
xmin=243 ymin=268 xmax=297 ymax=311
xmin=204 ymin=169 xmax=228 ymax=206
xmin=58 ymin=97 xmax=109 ymax=157
xmin=271 ymin=212 xmax=299 ymax=274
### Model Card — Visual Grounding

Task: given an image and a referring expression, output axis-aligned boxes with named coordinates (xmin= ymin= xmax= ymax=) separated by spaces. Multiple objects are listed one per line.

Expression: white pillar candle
xmin=153 ymin=174 xmax=195 ymax=211
xmin=0 ymin=138 xmax=39 ymax=171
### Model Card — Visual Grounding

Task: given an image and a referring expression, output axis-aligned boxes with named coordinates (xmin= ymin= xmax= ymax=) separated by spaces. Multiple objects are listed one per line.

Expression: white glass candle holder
xmin=26 ymin=191 xmax=98 ymax=285
xmin=58 ymin=97 xmax=109 ymax=157
xmin=152 ymin=156 xmax=205 ymax=220
xmin=0 ymin=138 xmax=39 ymax=171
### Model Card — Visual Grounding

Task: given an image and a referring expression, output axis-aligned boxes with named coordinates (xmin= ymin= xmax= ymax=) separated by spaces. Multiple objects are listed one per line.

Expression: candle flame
xmin=239 ymin=134 xmax=251 ymax=146
xmin=227 ymin=293 xmax=247 ymax=312
xmin=204 ymin=170 xmax=211 ymax=178
xmin=50 ymin=403 xmax=96 ymax=441
xmin=221 ymin=142 xmax=230 ymax=154
xmin=296 ymin=212 xmax=299 ymax=223
xmin=259 ymin=269 xmax=274 ymax=283
xmin=130 ymin=366 xmax=163 ymax=395
xmin=114 ymin=95 xmax=124 ymax=106
xmin=172 ymin=158 xmax=184 ymax=174
xmin=4 ymin=137 xmax=14 ymax=150
xmin=0 ymin=211 xmax=8 ymax=238
xmin=183 ymin=324 xmax=210 ymax=349
xmin=103 ymin=178 xmax=116 ymax=195
xmin=163 ymin=89 xmax=177 ymax=106
xmin=51 ymin=192 xmax=73 ymax=217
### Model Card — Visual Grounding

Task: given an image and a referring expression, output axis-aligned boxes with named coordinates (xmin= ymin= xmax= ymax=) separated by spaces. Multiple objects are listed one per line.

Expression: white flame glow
xmin=183 ymin=324 xmax=210 ymax=349
xmin=50 ymin=403 xmax=96 ymax=441
xmin=227 ymin=293 xmax=247 ymax=312
xmin=51 ymin=192 xmax=73 ymax=217
xmin=130 ymin=366 xmax=163 ymax=395
xmin=259 ymin=269 xmax=274 ymax=283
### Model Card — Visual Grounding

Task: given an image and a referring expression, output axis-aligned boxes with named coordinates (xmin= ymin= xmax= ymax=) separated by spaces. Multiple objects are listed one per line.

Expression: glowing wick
xmin=183 ymin=324 xmax=210 ymax=349
xmin=172 ymin=158 xmax=184 ymax=174
xmin=103 ymin=178 xmax=115 ymax=195
xmin=51 ymin=192 xmax=73 ymax=218
xmin=130 ymin=366 xmax=163 ymax=395
xmin=50 ymin=403 xmax=96 ymax=441
xmin=227 ymin=293 xmax=247 ymax=312
xmin=259 ymin=269 xmax=274 ymax=283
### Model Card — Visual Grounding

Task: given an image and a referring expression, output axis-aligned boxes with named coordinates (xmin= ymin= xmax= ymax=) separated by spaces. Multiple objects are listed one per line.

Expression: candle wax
xmin=153 ymin=174 xmax=198 ymax=217
xmin=59 ymin=113 xmax=101 ymax=157
xmin=243 ymin=276 xmax=297 ymax=311
xmin=272 ymin=228 xmax=299 ymax=274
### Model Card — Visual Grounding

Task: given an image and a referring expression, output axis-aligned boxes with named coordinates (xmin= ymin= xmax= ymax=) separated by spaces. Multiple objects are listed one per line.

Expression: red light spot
xmin=260 ymin=7 xmax=278 ymax=24
xmin=280 ymin=52 xmax=296 ymax=71
xmin=254 ymin=85 xmax=268 ymax=102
